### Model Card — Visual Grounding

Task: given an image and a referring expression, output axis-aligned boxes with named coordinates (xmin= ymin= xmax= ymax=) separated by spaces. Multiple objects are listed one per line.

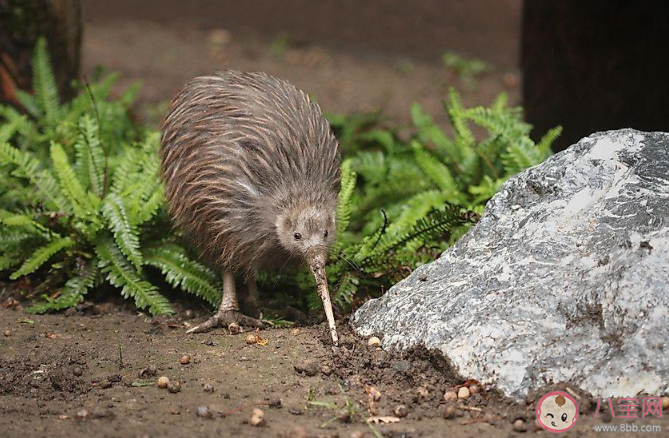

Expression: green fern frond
xmin=387 ymin=189 xmax=449 ymax=234
xmin=96 ymin=240 xmax=173 ymax=315
xmin=536 ymin=126 xmax=562 ymax=155
xmin=15 ymin=90 xmax=40 ymax=118
xmin=102 ymin=194 xmax=142 ymax=269
xmin=445 ymin=88 xmax=475 ymax=147
xmin=10 ymin=236 xmax=74 ymax=279
xmin=144 ymin=243 xmax=221 ymax=308
xmin=411 ymin=141 xmax=463 ymax=203
xmin=333 ymin=159 xmax=356 ymax=251
xmin=32 ymin=38 xmax=61 ymax=125
xmin=78 ymin=115 xmax=107 ymax=197
xmin=0 ymin=251 xmax=23 ymax=271
xmin=0 ymin=142 xmax=70 ymax=212
xmin=26 ymin=262 xmax=99 ymax=314
xmin=50 ymin=141 xmax=96 ymax=215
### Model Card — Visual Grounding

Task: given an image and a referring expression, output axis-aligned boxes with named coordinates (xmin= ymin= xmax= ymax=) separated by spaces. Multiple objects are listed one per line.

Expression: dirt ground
xmin=0 ymin=302 xmax=667 ymax=438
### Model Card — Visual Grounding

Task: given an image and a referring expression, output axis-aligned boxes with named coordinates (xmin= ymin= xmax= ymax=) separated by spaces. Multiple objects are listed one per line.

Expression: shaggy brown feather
xmin=160 ymin=70 xmax=340 ymax=276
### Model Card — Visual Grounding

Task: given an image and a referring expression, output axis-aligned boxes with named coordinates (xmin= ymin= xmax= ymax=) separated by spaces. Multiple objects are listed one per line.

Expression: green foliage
xmin=299 ymin=87 xmax=560 ymax=311
xmin=0 ymin=38 xmax=219 ymax=314
xmin=0 ymin=38 xmax=559 ymax=318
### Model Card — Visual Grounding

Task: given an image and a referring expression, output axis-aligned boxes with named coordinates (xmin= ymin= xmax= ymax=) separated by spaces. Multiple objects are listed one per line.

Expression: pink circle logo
xmin=536 ymin=391 xmax=579 ymax=433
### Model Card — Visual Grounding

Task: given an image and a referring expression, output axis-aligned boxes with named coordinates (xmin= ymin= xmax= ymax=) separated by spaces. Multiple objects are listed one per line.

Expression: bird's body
xmin=160 ymin=71 xmax=341 ymax=343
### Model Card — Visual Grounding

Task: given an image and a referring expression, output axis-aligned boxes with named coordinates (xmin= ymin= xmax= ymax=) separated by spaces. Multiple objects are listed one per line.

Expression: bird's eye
xmin=324 ymin=230 xmax=328 ymax=237
xmin=293 ymin=232 xmax=302 ymax=240
xmin=561 ymin=413 xmax=568 ymax=422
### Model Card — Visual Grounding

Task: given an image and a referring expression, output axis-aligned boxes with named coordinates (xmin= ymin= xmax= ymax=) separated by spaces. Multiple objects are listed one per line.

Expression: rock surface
xmin=352 ymin=129 xmax=669 ymax=400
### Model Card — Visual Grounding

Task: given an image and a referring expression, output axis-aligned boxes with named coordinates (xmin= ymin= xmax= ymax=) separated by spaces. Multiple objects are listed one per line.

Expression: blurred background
xmin=2 ymin=0 xmax=668 ymax=150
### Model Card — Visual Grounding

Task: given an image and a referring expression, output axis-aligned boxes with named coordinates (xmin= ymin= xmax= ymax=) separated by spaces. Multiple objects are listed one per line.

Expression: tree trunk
xmin=0 ymin=0 xmax=82 ymax=107
xmin=521 ymin=0 xmax=669 ymax=151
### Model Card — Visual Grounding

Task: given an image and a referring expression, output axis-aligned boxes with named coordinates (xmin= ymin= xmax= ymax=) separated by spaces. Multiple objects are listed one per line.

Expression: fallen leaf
xmin=254 ymin=328 xmax=268 ymax=346
xmin=19 ymin=318 xmax=34 ymax=325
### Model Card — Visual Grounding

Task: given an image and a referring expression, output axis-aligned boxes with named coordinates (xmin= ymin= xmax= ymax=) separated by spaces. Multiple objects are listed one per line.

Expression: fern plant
xmin=1 ymin=38 xmax=559 ymax=318
xmin=0 ymin=38 xmax=219 ymax=315
xmin=303 ymin=89 xmax=561 ymax=311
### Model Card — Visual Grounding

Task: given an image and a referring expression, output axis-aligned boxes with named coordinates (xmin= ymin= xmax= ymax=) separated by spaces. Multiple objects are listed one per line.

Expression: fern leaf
xmin=26 ymin=262 xmax=99 ymax=314
xmin=536 ymin=126 xmax=562 ymax=155
xmin=135 ymin=183 xmax=164 ymax=225
xmin=144 ymin=243 xmax=221 ymax=307
xmin=445 ymin=88 xmax=476 ymax=147
xmin=32 ymin=38 xmax=61 ymax=126
xmin=78 ymin=115 xmax=107 ymax=197
xmin=96 ymin=240 xmax=173 ymax=315
xmin=10 ymin=237 xmax=73 ymax=279
xmin=102 ymin=194 xmax=142 ymax=269
xmin=411 ymin=141 xmax=463 ymax=203
xmin=50 ymin=141 xmax=95 ymax=215
xmin=15 ymin=90 xmax=41 ymax=118
xmin=0 ymin=142 xmax=70 ymax=212
xmin=333 ymin=159 xmax=356 ymax=252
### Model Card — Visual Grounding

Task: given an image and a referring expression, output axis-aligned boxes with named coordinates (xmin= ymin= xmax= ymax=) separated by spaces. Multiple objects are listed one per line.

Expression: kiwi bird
xmin=160 ymin=70 xmax=340 ymax=344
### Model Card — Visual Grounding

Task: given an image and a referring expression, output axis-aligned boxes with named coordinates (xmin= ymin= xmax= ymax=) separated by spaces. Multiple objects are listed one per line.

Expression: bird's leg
xmin=186 ymin=270 xmax=265 ymax=334
xmin=242 ymin=276 xmax=262 ymax=318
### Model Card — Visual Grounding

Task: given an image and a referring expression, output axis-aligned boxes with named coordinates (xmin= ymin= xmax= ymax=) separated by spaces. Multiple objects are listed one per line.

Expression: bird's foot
xmin=186 ymin=309 xmax=266 ymax=334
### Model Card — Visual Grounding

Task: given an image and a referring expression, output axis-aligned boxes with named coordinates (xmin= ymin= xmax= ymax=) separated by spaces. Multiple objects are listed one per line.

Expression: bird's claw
xmin=186 ymin=309 xmax=266 ymax=334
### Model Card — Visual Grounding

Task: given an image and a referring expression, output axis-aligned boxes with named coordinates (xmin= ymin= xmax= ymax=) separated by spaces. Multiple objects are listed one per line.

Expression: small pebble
xmin=76 ymin=409 xmax=89 ymax=420
xmin=246 ymin=334 xmax=257 ymax=344
xmin=418 ymin=273 xmax=428 ymax=281
xmin=367 ymin=336 xmax=381 ymax=347
xmin=184 ymin=309 xmax=194 ymax=319
xmin=268 ymin=394 xmax=282 ymax=408
xmin=73 ymin=367 xmax=83 ymax=377
xmin=442 ymin=405 xmax=457 ymax=419
xmin=228 ymin=322 xmax=240 ymax=334
xmin=249 ymin=407 xmax=264 ymax=426
xmin=180 ymin=355 xmax=191 ymax=365
xmin=469 ymin=384 xmax=481 ymax=394
xmin=394 ymin=404 xmax=408 ymax=418
xmin=157 ymin=376 xmax=170 ymax=388
xmin=203 ymin=338 xmax=215 ymax=346
xmin=320 ymin=365 xmax=332 ymax=376
xmin=350 ymin=432 xmax=365 ymax=438
xmin=168 ymin=381 xmax=181 ymax=393
xmin=443 ymin=391 xmax=458 ymax=403
xmin=196 ymin=406 xmax=212 ymax=419
xmin=458 ymin=387 xmax=470 ymax=400
xmin=290 ymin=328 xmax=301 ymax=335
xmin=416 ymin=387 xmax=429 ymax=398
xmin=663 ymin=396 xmax=669 ymax=410
xmin=3 ymin=329 xmax=10 ymax=337
xmin=203 ymin=383 xmax=215 ymax=393
xmin=513 ymin=419 xmax=527 ymax=433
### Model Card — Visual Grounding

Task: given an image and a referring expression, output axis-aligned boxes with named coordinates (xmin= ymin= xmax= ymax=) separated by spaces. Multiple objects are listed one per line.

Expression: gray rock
xmin=352 ymin=129 xmax=669 ymax=400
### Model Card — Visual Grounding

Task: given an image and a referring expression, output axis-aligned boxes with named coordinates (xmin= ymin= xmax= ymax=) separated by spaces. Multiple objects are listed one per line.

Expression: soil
xmin=1 ymin=302 xmax=667 ymax=438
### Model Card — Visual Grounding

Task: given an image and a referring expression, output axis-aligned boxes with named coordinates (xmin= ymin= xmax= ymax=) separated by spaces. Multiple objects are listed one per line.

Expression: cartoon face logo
xmin=536 ymin=391 xmax=579 ymax=433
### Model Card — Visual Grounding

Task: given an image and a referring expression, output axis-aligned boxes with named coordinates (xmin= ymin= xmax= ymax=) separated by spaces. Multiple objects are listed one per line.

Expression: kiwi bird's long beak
xmin=308 ymin=252 xmax=339 ymax=346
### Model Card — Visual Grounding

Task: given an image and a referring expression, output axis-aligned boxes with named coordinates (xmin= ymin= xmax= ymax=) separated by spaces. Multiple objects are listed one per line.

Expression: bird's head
xmin=275 ymin=204 xmax=336 ymax=269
